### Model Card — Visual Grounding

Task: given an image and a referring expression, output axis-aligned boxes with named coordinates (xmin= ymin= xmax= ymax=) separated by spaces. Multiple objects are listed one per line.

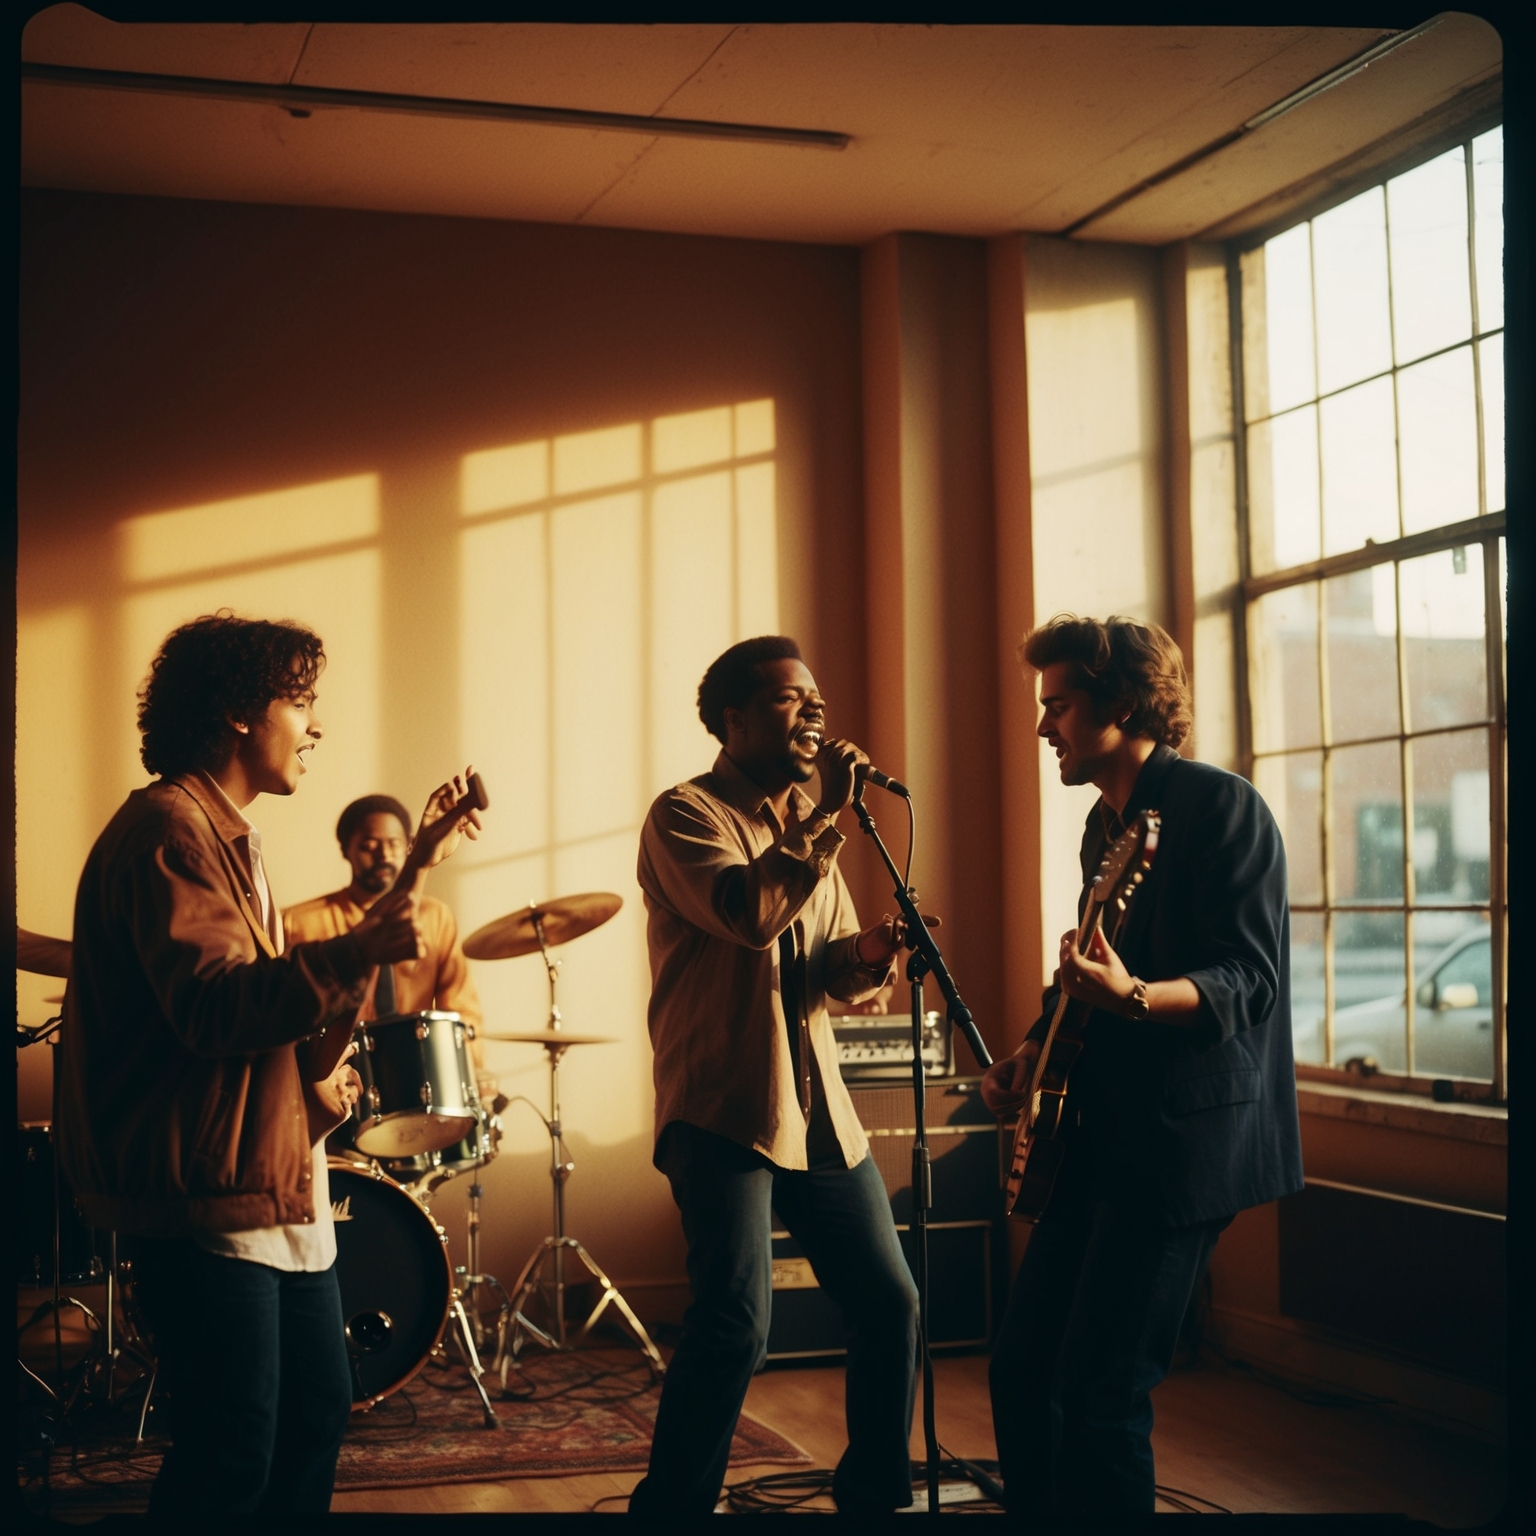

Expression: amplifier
xmin=765 ymin=1078 xmax=1004 ymax=1360
xmin=832 ymin=1011 xmax=952 ymax=1080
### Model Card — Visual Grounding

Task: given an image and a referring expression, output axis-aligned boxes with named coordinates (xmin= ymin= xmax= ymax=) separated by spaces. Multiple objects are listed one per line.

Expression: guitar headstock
xmin=1091 ymin=810 xmax=1160 ymax=937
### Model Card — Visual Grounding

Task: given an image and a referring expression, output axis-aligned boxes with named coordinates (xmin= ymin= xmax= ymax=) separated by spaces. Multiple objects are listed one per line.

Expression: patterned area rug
xmin=17 ymin=1348 xmax=809 ymax=1514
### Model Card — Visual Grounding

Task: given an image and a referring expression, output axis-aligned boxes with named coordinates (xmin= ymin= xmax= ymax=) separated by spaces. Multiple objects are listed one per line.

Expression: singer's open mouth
xmin=793 ymin=728 xmax=822 ymax=759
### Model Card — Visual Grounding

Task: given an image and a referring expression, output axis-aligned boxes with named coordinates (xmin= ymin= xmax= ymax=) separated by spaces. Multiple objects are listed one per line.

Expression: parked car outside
xmin=1332 ymin=927 xmax=1493 ymax=1081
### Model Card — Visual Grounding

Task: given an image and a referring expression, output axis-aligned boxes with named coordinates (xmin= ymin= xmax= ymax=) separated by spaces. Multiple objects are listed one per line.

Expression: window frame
xmin=1227 ymin=126 xmax=1507 ymax=1106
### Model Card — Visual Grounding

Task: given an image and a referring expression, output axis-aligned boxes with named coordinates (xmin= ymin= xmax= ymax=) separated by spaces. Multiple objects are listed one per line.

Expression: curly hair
xmin=336 ymin=794 xmax=414 ymax=848
xmin=137 ymin=611 xmax=325 ymax=778
xmin=1020 ymin=615 xmax=1192 ymax=750
xmin=697 ymin=636 xmax=804 ymax=744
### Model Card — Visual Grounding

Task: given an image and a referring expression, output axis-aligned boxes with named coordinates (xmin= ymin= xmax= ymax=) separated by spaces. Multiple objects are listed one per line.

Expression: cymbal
xmin=463 ymin=893 xmax=623 ymax=961
xmin=478 ymin=1029 xmax=618 ymax=1048
xmin=17 ymin=928 xmax=73 ymax=978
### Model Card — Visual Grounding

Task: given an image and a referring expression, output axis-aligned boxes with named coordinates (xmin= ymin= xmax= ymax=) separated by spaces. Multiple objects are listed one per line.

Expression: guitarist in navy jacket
xmin=982 ymin=615 xmax=1303 ymax=1516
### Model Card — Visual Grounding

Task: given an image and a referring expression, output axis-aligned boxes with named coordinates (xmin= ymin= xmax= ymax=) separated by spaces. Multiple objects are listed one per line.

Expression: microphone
xmin=857 ymin=762 xmax=911 ymax=799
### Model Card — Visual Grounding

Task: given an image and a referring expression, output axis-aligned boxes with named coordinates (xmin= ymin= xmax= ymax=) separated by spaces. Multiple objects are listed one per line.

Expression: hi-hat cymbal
xmin=463 ymin=893 xmax=623 ymax=961
xmin=478 ymin=1029 xmax=618 ymax=1048
xmin=17 ymin=928 xmax=73 ymax=978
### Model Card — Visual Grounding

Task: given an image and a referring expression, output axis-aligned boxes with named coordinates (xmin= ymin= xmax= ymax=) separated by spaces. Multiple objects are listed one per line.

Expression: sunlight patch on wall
xmin=122 ymin=473 xmax=379 ymax=582
xmin=455 ymin=400 xmax=778 ymax=1148
xmin=1025 ymin=244 xmax=1167 ymax=980
xmin=15 ymin=604 xmax=91 ymax=938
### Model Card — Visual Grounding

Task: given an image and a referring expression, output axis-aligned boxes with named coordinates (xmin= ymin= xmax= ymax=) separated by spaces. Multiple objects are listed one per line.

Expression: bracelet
xmin=1123 ymin=977 xmax=1151 ymax=1021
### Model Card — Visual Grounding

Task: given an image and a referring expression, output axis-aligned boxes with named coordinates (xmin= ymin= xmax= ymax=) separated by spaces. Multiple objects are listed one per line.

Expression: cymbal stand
xmin=495 ymin=918 xmax=665 ymax=1385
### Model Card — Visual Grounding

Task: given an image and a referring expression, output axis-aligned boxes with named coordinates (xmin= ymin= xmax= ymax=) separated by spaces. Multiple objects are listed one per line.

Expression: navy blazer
xmin=1031 ymin=745 xmax=1305 ymax=1226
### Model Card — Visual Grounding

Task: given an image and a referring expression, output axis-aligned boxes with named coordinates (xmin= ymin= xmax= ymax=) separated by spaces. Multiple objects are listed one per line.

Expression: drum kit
xmin=16 ymin=893 xmax=664 ymax=1439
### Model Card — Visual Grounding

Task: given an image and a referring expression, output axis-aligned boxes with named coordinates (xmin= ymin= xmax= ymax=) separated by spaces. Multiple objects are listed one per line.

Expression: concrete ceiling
xmin=21 ymin=7 xmax=1503 ymax=247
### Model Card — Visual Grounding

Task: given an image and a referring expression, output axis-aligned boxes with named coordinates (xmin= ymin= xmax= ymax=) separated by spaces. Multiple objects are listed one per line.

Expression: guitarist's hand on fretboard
xmin=415 ymin=767 xmax=485 ymax=871
xmin=981 ymin=1037 xmax=1041 ymax=1121
xmin=1057 ymin=925 xmax=1137 ymax=1016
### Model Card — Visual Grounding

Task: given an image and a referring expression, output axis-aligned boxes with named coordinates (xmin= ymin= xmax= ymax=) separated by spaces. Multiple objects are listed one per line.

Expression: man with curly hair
xmin=981 ymin=616 xmax=1303 ymax=1516
xmin=56 ymin=612 xmax=474 ymax=1518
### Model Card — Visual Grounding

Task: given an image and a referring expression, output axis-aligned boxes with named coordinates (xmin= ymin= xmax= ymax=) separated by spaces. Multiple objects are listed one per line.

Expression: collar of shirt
xmin=707 ymin=750 xmax=821 ymax=836
xmin=194 ymin=770 xmax=279 ymax=948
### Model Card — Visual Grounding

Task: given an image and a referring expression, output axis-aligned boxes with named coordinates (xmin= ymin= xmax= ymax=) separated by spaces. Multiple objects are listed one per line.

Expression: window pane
xmin=1472 ymin=128 xmax=1503 ymax=334
xmin=1387 ymin=147 xmax=1472 ymax=366
xmin=1412 ymin=915 xmax=1493 ymax=1080
xmin=1263 ymin=223 xmax=1317 ymax=417
xmin=1246 ymin=406 xmax=1319 ymax=573
xmin=1325 ymin=566 xmax=1399 ymax=742
xmin=1249 ymin=583 xmax=1320 ymax=753
xmin=1320 ymin=375 xmax=1399 ymax=553
xmin=1333 ymin=909 xmax=1407 ymax=1071
xmin=1398 ymin=346 xmax=1480 ymax=533
xmin=1480 ymin=334 xmax=1504 ymax=513
xmin=1290 ymin=909 xmax=1326 ymax=1064
xmin=1313 ymin=186 xmax=1393 ymax=395
xmin=1332 ymin=740 xmax=1403 ymax=902
xmin=1401 ymin=544 xmax=1488 ymax=731
xmin=1255 ymin=751 xmax=1323 ymax=905
xmin=1411 ymin=729 xmax=1490 ymax=904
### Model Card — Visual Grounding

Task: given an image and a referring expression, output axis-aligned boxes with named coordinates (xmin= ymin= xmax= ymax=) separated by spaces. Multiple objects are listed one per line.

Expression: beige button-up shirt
xmin=639 ymin=751 xmax=894 ymax=1171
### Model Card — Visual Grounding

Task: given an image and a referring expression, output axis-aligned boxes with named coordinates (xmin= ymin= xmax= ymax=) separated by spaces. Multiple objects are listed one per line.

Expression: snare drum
xmin=348 ymin=1011 xmax=479 ymax=1160
xmin=327 ymin=1160 xmax=452 ymax=1407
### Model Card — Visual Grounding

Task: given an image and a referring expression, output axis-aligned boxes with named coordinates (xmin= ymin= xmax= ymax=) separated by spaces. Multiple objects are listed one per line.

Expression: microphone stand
xmin=850 ymin=785 xmax=994 ymax=1517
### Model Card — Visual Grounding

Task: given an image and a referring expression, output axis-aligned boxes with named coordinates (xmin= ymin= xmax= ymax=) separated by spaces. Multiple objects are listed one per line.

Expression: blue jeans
xmin=128 ymin=1239 xmax=353 ymax=1519
xmin=628 ymin=1121 xmax=919 ymax=1517
xmin=987 ymin=1159 xmax=1229 ymax=1516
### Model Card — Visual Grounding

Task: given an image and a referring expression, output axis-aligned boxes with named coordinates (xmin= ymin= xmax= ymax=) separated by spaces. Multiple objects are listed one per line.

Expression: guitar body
xmin=1002 ymin=811 xmax=1160 ymax=1223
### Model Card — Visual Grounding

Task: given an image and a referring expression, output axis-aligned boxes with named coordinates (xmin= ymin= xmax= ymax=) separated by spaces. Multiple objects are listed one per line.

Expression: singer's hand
xmin=853 ymin=911 xmax=941 ymax=968
xmin=814 ymin=737 xmax=869 ymax=816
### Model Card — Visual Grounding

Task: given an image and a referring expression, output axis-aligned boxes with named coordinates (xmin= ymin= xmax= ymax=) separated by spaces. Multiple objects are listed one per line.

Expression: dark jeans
xmin=628 ymin=1121 xmax=919 ymax=1517
xmin=128 ymin=1239 xmax=353 ymax=1519
xmin=988 ymin=1166 xmax=1229 ymax=1516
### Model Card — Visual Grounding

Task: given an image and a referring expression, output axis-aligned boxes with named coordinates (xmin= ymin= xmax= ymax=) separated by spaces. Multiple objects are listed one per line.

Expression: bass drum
xmin=327 ymin=1160 xmax=452 ymax=1409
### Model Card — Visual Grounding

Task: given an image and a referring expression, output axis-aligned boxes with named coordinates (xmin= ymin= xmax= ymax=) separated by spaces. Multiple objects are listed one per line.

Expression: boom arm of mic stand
xmin=850 ymin=792 xmax=992 ymax=1070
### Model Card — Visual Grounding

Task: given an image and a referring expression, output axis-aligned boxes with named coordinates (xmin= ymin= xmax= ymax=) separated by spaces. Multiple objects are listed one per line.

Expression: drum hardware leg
xmin=448 ymin=1292 xmax=499 ymax=1428
xmin=496 ymin=1236 xmax=666 ymax=1383
xmin=489 ymin=926 xmax=667 ymax=1382
xmin=134 ymin=1365 xmax=159 ymax=1444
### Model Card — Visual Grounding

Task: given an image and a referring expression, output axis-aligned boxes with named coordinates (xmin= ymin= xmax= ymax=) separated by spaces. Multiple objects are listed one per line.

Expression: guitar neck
xmin=1026 ymin=899 xmax=1104 ymax=1102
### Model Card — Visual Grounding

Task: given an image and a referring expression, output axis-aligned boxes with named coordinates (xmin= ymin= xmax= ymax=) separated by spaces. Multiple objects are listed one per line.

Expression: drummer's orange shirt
xmin=282 ymin=891 xmax=489 ymax=1080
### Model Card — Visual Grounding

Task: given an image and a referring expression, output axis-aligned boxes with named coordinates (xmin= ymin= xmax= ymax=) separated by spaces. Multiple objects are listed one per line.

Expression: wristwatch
xmin=1123 ymin=978 xmax=1151 ymax=1021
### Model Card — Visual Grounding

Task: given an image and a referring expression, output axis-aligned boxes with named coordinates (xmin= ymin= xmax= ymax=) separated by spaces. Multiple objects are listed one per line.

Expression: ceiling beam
xmin=19 ymin=62 xmax=852 ymax=151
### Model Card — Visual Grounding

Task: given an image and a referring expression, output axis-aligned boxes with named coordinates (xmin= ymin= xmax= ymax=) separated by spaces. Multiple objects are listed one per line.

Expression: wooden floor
xmin=330 ymin=1350 xmax=1506 ymax=1521
xmin=19 ymin=1293 xmax=1505 ymax=1522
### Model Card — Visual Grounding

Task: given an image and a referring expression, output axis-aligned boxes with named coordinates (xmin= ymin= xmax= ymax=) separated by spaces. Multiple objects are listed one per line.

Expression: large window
xmin=1235 ymin=128 xmax=1505 ymax=1101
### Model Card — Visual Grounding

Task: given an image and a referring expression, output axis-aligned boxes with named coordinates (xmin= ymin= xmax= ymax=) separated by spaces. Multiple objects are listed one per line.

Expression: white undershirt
xmin=194 ymin=780 xmax=336 ymax=1272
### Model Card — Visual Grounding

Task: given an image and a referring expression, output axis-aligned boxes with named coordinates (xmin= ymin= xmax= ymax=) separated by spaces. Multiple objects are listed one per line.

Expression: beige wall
xmin=16 ymin=187 xmax=866 ymax=1301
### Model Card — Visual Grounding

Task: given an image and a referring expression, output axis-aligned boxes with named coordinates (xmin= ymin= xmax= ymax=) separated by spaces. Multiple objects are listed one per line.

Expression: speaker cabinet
xmin=764 ymin=1078 xmax=1004 ymax=1361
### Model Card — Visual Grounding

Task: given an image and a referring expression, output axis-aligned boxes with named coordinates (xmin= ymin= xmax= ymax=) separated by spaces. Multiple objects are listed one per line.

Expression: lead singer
xmin=628 ymin=636 xmax=920 ymax=1518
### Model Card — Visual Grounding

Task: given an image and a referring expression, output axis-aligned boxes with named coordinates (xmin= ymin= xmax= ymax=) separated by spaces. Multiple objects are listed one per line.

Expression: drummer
xmin=284 ymin=791 xmax=502 ymax=1112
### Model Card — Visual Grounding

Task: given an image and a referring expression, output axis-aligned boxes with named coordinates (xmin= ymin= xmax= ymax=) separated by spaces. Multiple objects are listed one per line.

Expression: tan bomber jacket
xmin=57 ymin=772 xmax=375 ymax=1238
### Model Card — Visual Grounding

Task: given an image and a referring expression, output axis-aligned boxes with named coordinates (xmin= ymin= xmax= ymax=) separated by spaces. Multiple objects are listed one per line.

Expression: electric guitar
xmin=1002 ymin=810 xmax=1160 ymax=1222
